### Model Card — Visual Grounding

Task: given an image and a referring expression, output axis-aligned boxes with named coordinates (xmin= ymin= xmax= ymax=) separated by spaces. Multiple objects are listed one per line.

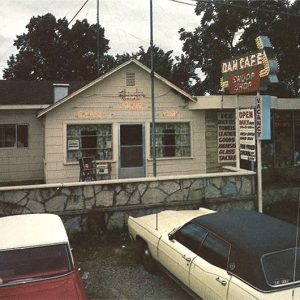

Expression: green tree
xmin=180 ymin=0 xmax=300 ymax=97
xmin=3 ymin=13 xmax=109 ymax=81
xmin=133 ymin=46 xmax=198 ymax=93
xmin=3 ymin=13 xmax=197 ymax=94
xmin=104 ymin=46 xmax=198 ymax=94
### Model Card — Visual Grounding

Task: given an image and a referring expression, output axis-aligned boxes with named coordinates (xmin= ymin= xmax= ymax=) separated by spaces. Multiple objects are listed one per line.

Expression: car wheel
xmin=142 ymin=245 xmax=157 ymax=273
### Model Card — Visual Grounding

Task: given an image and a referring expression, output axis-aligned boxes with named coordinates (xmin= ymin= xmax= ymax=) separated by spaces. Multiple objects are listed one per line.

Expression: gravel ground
xmin=71 ymin=232 xmax=192 ymax=300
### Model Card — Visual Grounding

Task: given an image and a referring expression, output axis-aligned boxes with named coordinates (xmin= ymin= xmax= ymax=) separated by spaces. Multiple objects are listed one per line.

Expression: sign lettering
xmin=217 ymin=112 xmax=236 ymax=163
xmin=239 ymin=108 xmax=256 ymax=161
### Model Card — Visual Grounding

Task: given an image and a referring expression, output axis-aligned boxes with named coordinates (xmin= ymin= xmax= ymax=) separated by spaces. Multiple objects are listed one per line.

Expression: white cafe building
xmin=0 ymin=59 xmax=299 ymax=187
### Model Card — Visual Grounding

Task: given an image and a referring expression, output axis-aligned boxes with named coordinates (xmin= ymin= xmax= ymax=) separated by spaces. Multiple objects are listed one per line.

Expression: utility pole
xmin=150 ymin=0 xmax=157 ymax=177
xmin=96 ymin=0 xmax=100 ymax=77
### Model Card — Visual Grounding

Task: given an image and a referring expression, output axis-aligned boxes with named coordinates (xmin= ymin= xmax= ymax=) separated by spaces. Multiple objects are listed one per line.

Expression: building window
xmin=150 ymin=122 xmax=191 ymax=158
xmin=126 ymin=72 xmax=135 ymax=86
xmin=0 ymin=124 xmax=28 ymax=148
xmin=67 ymin=124 xmax=112 ymax=162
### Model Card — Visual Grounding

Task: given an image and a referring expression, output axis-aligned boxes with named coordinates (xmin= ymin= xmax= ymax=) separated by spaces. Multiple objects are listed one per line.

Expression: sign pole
xmin=256 ymin=91 xmax=263 ymax=213
xmin=235 ymin=94 xmax=240 ymax=169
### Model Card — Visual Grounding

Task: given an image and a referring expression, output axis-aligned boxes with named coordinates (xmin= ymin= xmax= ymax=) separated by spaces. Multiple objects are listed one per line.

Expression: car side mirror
xmin=168 ymin=226 xmax=181 ymax=241
xmin=168 ymin=233 xmax=175 ymax=241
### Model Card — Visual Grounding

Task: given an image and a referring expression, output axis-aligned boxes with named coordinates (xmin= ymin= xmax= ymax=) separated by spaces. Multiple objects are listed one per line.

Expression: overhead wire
xmin=169 ymin=0 xmax=300 ymax=18
xmin=68 ymin=0 xmax=90 ymax=26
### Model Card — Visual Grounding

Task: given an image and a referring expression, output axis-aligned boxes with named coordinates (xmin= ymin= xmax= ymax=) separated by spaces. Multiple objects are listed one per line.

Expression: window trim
xmin=64 ymin=122 xmax=113 ymax=164
xmin=150 ymin=121 xmax=192 ymax=159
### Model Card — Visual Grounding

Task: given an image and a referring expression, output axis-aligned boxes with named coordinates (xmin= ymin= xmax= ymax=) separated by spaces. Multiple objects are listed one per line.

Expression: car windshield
xmin=262 ymin=247 xmax=300 ymax=287
xmin=0 ymin=244 xmax=72 ymax=285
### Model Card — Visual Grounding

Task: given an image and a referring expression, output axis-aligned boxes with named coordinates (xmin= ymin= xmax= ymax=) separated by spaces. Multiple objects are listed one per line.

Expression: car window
xmin=0 ymin=244 xmax=72 ymax=285
xmin=262 ymin=247 xmax=300 ymax=287
xmin=174 ymin=223 xmax=207 ymax=254
xmin=199 ymin=233 xmax=230 ymax=270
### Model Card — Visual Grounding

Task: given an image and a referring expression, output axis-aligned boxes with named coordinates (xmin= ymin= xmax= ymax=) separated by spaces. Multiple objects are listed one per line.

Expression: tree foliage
xmin=3 ymin=13 xmax=109 ymax=81
xmin=128 ymin=46 xmax=198 ymax=94
xmin=180 ymin=0 xmax=300 ymax=97
xmin=3 ymin=13 xmax=196 ymax=94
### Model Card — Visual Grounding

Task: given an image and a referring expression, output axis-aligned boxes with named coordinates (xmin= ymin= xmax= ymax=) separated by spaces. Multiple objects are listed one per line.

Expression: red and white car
xmin=0 ymin=214 xmax=86 ymax=300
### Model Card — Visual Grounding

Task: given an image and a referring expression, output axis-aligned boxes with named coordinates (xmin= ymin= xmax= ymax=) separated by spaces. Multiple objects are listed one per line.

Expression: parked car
xmin=0 ymin=214 xmax=86 ymax=300
xmin=128 ymin=208 xmax=300 ymax=299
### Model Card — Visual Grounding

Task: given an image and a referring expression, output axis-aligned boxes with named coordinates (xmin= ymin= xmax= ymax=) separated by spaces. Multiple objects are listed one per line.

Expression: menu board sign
xmin=239 ymin=108 xmax=256 ymax=161
xmin=217 ymin=112 xmax=236 ymax=163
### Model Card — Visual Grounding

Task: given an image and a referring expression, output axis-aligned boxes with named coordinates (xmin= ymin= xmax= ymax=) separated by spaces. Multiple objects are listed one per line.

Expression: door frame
xmin=118 ymin=123 xmax=146 ymax=179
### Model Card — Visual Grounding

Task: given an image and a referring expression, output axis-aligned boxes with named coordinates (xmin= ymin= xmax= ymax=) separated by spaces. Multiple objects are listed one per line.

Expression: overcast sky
xmin=0 ymin=0 xmax=201 ymax=79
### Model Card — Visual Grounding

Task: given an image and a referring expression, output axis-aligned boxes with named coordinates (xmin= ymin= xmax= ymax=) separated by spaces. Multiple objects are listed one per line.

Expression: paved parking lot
xmin=72 ymin=233 xmax=192 ymax=300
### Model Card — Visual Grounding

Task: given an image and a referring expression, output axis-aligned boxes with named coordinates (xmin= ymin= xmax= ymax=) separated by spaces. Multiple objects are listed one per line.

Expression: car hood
xmin=132 ymin=208 xmax=214 ymax=234
xmin=0 ymin=272 xmax=86 ymax=300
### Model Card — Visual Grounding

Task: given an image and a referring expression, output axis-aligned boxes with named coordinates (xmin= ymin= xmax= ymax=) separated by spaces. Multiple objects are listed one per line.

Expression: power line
xmin=169 ymin=0 xmax=300 ymax=18
xmin=68 ymin=0 xmax=90 ymax=26
xmin=169 ymin=0 xmax=196 ymax=7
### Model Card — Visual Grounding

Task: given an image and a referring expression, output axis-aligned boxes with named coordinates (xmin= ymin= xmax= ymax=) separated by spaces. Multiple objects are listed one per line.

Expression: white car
xmin=128 ymin=208 xmax=300 ymax=299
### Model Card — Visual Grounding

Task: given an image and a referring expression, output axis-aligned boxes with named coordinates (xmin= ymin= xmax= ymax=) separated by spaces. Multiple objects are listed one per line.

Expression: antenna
xmin=96 ymin=0 xmax=100 ymax=77
xmin=293 ymin=193 xmax=300 ymax=285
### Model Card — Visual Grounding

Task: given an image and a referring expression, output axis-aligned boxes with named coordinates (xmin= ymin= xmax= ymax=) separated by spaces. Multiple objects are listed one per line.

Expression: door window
xmin=174 ymin=223 xmax=207 ymax=254
xmin=120 ymin=124 xmax=143 ymax=168
xmin=199 ymin=233 xmax=230 ymax=270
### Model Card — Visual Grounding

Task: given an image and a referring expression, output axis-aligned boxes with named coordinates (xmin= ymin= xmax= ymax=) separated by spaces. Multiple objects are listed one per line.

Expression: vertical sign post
xmin=256 ymin=92 xmax=263 ymax=213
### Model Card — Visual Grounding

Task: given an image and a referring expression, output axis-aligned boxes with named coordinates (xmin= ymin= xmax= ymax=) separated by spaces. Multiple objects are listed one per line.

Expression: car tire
xmin=142 ymin=245 xmax=157 ymax=273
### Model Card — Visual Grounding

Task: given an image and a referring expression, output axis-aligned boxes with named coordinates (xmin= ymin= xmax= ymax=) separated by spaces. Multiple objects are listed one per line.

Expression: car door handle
xmin=182 ymin=255 xmax=191 ymax=262
xmin=216 ymin=277 xmax=227 ymax=286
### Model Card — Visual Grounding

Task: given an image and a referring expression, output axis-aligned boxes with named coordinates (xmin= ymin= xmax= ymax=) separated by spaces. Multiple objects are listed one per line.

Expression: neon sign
xmin=220 ymin=36 xmax=279 ymax=94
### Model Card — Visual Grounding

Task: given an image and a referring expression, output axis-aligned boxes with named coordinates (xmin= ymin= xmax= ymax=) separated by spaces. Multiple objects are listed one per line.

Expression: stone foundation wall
xmin=0 ymin=172 xmax=255 ymax=235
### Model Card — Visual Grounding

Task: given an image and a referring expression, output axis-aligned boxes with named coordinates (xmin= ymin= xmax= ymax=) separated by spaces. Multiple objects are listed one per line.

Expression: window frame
xmin=66 ymin=123 xmax=113 ymax=163
xmin=150 ymin=122 xmax=191 ymax=159
xmin=0 ymin=124 xmax=29 ymax=149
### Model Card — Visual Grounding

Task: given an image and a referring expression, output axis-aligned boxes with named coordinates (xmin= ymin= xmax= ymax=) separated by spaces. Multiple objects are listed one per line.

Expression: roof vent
xmin=53 ymin=83 xmax=69 ymax=103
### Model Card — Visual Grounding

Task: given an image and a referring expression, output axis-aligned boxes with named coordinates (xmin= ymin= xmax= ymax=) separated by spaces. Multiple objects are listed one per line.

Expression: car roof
xmin=0 ymin=214 xmax=69 ymax=250
xmin=193 ymin=210 xmax=298 ymax=255
xmin=193 ymin=210 xmax=299 ymax=291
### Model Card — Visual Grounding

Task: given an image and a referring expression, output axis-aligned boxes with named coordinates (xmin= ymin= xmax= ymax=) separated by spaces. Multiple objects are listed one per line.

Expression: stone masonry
xmin=0 ymin=172 xmax=255 ymax=235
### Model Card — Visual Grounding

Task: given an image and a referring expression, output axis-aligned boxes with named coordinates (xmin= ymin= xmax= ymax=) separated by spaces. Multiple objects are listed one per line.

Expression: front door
xmin=119 ymin=124 xmax=145 ymax=179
